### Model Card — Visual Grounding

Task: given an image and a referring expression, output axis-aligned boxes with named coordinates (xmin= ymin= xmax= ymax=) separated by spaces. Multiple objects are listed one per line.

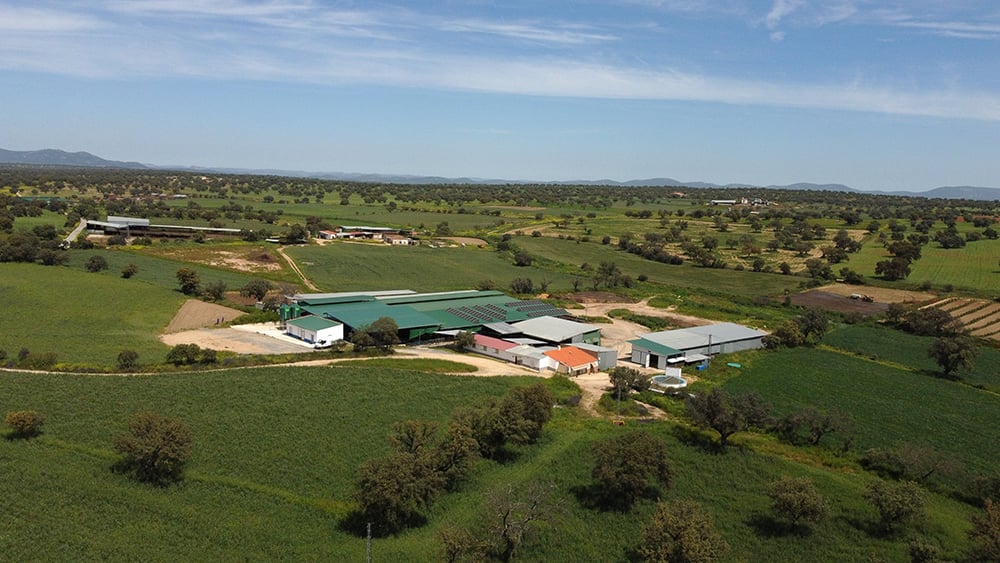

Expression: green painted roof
xmin=303 ymin=301 xmax=440 ymax=330
xmin=287 ymin=315 xmax=341 ymax=331
xmin=629 ymin=338 xmax=682 ymax=357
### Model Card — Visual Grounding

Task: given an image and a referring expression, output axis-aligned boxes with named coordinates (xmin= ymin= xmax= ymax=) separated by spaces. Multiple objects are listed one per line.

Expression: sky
xmin=1 ymin=1 xmax=999 ymax=191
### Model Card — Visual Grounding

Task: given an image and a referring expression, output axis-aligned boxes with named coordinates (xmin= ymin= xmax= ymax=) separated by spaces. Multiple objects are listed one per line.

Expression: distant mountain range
xmin=2 ymin=147 xmax=998 ymax=201
xmin=0 ymin=148 xmax=146 ymax=169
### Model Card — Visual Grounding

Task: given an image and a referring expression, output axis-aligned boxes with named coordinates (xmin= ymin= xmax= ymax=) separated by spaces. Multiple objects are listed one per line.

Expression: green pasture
xmin=11 ymin=210 xmax=71 ymax=233
xmin=514 ymin=235 xmax=804 ymax=296
xmin=0 ymin=262 xmax=180 ymax=367
xmin=285 ymin=243 xmax=578 ymax=293
xmin=68 ymin=246 xmax=268 ymax=291
xmin=724 ymin=346 xmax=1000 ymax=475
xmin=0 ymin=366 xmax=978 ymax=561
xmin=822 ymin=324 xmax=1000 ymax=392
xmin=848 ymin=236 xmax=1000 ymax=293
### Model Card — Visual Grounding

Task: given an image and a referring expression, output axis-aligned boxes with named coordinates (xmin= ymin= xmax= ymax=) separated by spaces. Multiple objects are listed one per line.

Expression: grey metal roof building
xmin=630 ymin=322 xmax=766 ymax=369
xmin=511 ymin=316 xmax=602 ymax=345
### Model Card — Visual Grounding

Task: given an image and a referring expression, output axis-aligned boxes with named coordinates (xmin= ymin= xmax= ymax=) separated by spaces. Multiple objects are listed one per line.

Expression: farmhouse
xmin=284 ymin=315 xmax=344 ymax=347
xmin=629 ymin=322 xmax=766 ymax=369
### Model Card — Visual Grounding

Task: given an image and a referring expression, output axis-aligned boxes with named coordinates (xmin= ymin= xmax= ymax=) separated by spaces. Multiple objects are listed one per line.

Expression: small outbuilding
xmin=569 ymin=342 xmax=619 ymax=370
xmin=286 ymin=315 xmax=344 ymax=347
xmin=544 ymin=346 xmax=599 ymax=376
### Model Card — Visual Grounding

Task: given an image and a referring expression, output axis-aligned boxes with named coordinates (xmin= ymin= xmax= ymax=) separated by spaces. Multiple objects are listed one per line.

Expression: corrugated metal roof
xmin=474 ymin=334 xmax=518 ymax=351
xmin=481 ymin=321 xmax=520 ymax=335
xmin=571 ymin=343 xmax=616 ymax=354
xmin=638 ymin=323 xmax=766 ymax=351
xmin=513 ymin=316 xmax=600 ymax=342
xmin=287 ymin=315 xmax=341 ymax=331
xmin=629 ymin=338 xmax=682 ymax=357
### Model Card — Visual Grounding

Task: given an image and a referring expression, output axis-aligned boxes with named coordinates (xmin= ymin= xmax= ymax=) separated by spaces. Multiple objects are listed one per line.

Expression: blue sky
xmin=1 ymin=1 xmax=999 ymax=190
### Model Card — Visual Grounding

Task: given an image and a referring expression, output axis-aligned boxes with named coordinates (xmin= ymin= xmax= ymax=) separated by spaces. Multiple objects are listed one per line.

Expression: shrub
xmin=113 ymin=412 xmax=193 ymax=485
xmin=5 ymin=410 xmax=45 ymax=439
xmin=768 ymin=476 xmax=829 ymax=527
xmin=117 ymin=350 xmax=139 ymax=370
xmin=864 ymin=480 xmax=926 ymax=533
xmin=121 ymin=263 xmax=138 ymax=278
xmin=638 ymin=499 xmax=728 ymax=562
xmin=591 ymin=430 xmax=673 ymax=510
xmin=85 ymin=254 xmax=108 ymax=272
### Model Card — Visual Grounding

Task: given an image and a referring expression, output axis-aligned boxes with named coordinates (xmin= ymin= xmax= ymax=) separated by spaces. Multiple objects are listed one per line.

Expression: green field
xmin=286 ymin=242 xmax=579 ymax=293
xmin=0 ymin=262 xmax=182 ymax=367
xmin=822 ymin=324 xmax=1000 ymax=391
xmin=849 ymin=236 xmax=1000 ymax=293
xmin=724 ymin=346 xmax=1000 ymax=475
xmin=0 ymin=365 xmax=979 ymax=561
xmin=515 ymin=235 xmax=804 ymax=296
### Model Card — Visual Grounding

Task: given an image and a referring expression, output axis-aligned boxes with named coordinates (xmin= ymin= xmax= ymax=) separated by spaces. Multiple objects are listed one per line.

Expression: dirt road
xmin=276 ymin=246 xmax=319 ymax=291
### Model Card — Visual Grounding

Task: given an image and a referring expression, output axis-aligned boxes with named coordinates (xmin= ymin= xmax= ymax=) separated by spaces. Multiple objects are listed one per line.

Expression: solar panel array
xmin=446 ymin=304 xmax=509 ymax=324
xmin=505 ymin=300 xmax=565 ymax=317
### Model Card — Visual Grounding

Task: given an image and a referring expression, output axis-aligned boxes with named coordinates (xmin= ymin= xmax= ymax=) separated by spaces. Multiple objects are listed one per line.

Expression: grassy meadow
xmin=285 ymin=242 xmax=580 ymax=293
xmin=0 ymin=262 xmax=181 ymax=367
xmin=0 ymin=364 xmax=982 ymax=561
xmin=723 ymin=345 xmax=1000 ymax=475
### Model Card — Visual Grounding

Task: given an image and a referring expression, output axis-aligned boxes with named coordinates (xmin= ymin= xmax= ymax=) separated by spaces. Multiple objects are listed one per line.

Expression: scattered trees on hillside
xmin=773 ymin=407 xmax=851 ymax=448
xmin=767 ymin=476 xmax=829 ymax=529
xmin=354 ymin=383 xmax=555 ymax=537
xmin=685 ymin=389 xmax=770 ymax=448
xmin=638 ymin=499 xmax=729 ymax=563
xmin=864 ymin=480 xmax=926 ymax=534
xmin=439 ymin=481 xmax=564 ymax=562
xmin=113 ymin=412 xmax=193 ymax=485
xmin=590 ymin=430 xmax=673 ymax=510
xmin=928 ymin=335 xmax=978 ymax=378
xmin=969 ymin=499 xmax=1000 ymax=562
xmin=354 ymin=421 xmax=478 ymax=535
xmin=175 ymin=267 xmax=201 ymax=295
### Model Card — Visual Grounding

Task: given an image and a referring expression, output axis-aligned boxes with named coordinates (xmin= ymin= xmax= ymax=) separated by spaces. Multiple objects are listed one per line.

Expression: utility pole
xmin=366 ymin=522 xmax=372 ymax=563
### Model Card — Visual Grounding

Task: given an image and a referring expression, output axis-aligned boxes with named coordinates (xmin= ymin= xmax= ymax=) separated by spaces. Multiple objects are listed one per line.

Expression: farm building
xmin=544 ymin=347 xmax=599 ymax=375
xmin=507 ymin=316 xmax=602 ymax=346
xmin=285 ymin=315 xmax=344 ymax=346
xmin=570 ymin=343 xmax=619 ymax=370
xmin=629 ymin=322 xmax=766 ymax=369
xmin=291 ymin=290 xmax=572 ymax=343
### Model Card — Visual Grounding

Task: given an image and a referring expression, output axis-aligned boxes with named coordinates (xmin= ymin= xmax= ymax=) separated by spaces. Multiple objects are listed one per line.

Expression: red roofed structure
xmin=544 ymin=346 xmax=599 ymax=375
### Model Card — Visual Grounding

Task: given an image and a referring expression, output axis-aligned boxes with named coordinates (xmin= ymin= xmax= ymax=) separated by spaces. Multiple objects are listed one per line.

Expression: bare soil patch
xmin=790 ymin=291 xmax=887 ymax=315
xmin=561 ymin=291 xmax=637 ymax=304
xmin=437 ymin=236 xmax=489 ymax=247
xmin=164 ymin=299 xmax=246 ymax=333
xmin=812 ymin=284 xmax=936 ymax=304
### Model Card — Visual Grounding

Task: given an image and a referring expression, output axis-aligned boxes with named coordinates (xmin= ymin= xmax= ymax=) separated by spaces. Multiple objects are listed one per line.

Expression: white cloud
xmin=0 ymin=5 xmax=103 ymax=32
xmin=765 ymin=0 xmax=804 ymax=29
